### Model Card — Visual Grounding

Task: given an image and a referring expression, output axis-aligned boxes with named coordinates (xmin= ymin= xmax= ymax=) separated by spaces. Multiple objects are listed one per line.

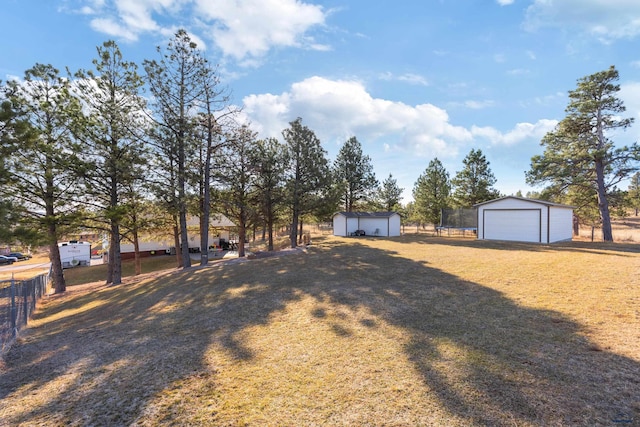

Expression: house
xmin=332 ymin=212 xmax=401 ymax=237
xmin=474 ymin=196 xmax=574 ymax=244
xmin=119 ymin=214 xmax=236 ymax=259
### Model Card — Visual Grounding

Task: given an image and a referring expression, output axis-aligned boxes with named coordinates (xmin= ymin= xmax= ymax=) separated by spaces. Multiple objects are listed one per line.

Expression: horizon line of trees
xmin=2 ymin=36 xmax=639 ymax=295
xmin=0 ymin=31 xmax=407 ymax=294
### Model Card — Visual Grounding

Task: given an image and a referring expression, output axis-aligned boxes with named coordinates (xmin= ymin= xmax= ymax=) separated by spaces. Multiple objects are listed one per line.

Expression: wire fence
xmin=0 ymin=273 xmax=50 ymax=354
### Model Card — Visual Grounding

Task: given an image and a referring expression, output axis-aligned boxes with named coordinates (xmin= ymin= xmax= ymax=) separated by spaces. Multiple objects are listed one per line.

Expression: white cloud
xmin=379 ymin=72 xmax=429 ymax=86
xmin=497 ymin=0 xmax=515 ymax=5
xmin=68 ymin=0 xmax=328 ymax=62
xmin=524 ymin=0 xmax=640 ymax=41
xmin=242 ymin=76 xmax=472 ymax=158
xmin=90 ymin=18 xmax=139 ymax=42
xmin=397 ymin=73 xmax=429 ymax=86
xmin=194 ymin=0 xmax=326 ymax=60
xmin=472 ymin=119 xmax=558 ymax=146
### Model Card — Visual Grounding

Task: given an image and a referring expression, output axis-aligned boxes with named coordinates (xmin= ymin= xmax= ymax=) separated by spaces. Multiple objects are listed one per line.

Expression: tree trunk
xmin=298 ymin=220 xmax=304 ymax=244
xmin=178 ymin=119 xmax=192 ymax=267
xmin=45 ymin=157 xmax=65 ymax=293
xmin=238 ymin=223 xmax=246 ymax=258
xmin=267 ymin=217 xmax=274 ymax=252
xmin=200 ymin=128 xmax=213 ymax=266
xmin=173 ymin=215 xmax=182 ymax=268
xmin=594 ymin=158 xmax=613 ymax=241
xmin=49 ymin=238 xmax=66 ymax=294
xmin=133 ymin=226 xmax=141 ymax=276
xmin=572 ymin=215 xmax=579 ymax=236
xmin=107 ymin=240 xmax=114 ymax=284
xmin=110 ymin=224 xmax=122 ymax=285
xmin=179 ymin=208 xmax=191 ymax=268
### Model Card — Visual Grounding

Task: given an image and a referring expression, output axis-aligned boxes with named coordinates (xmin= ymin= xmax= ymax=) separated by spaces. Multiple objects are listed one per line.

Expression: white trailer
xmin=58 ymin=241 xmax=92 ymax=268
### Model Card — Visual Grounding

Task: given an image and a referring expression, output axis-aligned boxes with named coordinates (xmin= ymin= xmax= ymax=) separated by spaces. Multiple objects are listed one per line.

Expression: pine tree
xmin=3 ymin=64 xmax=83 ymax=293
xmin=73 ymin=41 xmax=148 ymax=285
xmin=144 ymin=30 xmax=208 ymax=267
xmin=252 ymin=137 xmax=288 ymax=251
xmin=376 ymin=174 xmax=403 ymax=211
xmin=213 ymin=125 xmax=257 ymax=258
xmin=413 ymin=158 xmax=451 ymax=228
xmin=282 ymin=118 xmax=331 ymax=248
xmin=333 ymin=136 xmax=378 ymax=212
xmin=452 ymin=149 xmax=500 ymax=207
xmin=527 ymin=66 xmax=640 ymax=241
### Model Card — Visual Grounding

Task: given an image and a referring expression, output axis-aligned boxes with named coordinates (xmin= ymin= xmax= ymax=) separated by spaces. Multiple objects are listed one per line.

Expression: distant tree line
xmin=2 ymin=37 xmax=639 ymax=296
xmin=409 ymin=148 xmax=501 ymax=230
xmin=411 ymin=66 xmax=640 ymax=241
xmin=0 ymin=31 xmax=402 ymax=293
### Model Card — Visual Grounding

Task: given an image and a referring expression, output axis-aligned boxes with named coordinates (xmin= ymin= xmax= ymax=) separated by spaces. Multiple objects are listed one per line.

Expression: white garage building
xmin=474 ymin=196 xmax=574 ymax=244
xmin=333 ymin=212 xmax=402 ymax=237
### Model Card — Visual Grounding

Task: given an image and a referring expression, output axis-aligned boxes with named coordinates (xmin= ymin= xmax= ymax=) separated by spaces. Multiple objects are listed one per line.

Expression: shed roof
xmin=187 ymin=214 xmax=236 ymax=228
xmin=473 ymin=196 xmax=574 ymax=209
xmin=334 ymin=211 xmax=400 ymax=218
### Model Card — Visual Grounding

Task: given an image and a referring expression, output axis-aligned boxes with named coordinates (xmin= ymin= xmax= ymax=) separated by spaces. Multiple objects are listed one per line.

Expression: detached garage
xmin=333 ymin=212 xmax=401 ymax=237
xmin=475 ymin=196 xmax=573 ymax=244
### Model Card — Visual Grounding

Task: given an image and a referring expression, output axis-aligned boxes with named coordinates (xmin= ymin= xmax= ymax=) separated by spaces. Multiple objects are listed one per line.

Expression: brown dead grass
xmin=0 ymin=236 xmax=639 ymax=426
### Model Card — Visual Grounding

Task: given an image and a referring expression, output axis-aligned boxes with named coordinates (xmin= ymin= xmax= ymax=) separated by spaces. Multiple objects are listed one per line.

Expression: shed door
xmin=483 ymin=209 xmax=541 ymax=243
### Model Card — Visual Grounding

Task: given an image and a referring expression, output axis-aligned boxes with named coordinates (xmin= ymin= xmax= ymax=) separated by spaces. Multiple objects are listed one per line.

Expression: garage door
xmin=483 ymin=209 xmax=541 ymax=243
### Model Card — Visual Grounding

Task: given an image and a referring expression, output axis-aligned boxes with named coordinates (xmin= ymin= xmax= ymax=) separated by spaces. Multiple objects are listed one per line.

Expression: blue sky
xmin=3 ymin=0 xmax=640 ymax=202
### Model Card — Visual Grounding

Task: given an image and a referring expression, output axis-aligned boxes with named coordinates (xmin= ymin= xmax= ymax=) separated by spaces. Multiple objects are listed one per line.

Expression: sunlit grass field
xmin=1 ymin=235 xmax=639 ymax=426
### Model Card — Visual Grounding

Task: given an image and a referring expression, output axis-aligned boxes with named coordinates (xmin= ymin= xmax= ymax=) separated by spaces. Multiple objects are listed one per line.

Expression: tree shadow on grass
xmin=0 ymin=239 xmax=638 ymax=425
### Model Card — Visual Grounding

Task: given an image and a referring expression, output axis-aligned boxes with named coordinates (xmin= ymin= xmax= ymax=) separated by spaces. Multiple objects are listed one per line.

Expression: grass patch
xmin=61 ymin=255 xmax=181 ymax=286
xmin=0 ymin=236 xmax=638 ymax=426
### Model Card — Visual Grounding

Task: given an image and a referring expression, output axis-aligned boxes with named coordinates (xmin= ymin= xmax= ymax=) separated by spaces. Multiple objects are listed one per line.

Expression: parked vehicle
xmin=8 ymin=252 xmax=31 ymax=261
xmin=58 ymin=241 xmax=91 ymax=268
xmin=0 ymin=255 xmax=15 ymax=265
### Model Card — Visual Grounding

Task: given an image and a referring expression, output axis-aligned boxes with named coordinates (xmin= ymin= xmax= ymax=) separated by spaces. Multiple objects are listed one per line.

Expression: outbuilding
xmin=474 ymin=196 xmax=573 ymax=244
xmin=332 ymin=212 xmax=401 ymax=237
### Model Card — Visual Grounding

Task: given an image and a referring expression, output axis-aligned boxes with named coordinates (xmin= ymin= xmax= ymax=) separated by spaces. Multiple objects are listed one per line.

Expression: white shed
xmin=474 ymin=196 xmax=573 ymax=244
xmin=333 ymin=212 xmax=402 ymax=237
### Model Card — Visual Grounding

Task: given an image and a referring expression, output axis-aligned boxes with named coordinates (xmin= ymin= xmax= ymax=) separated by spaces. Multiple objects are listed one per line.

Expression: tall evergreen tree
xmin=213 ymin=125 xmax=257 ymax=258
xmin=376 ymin=173 xmax=403 ymax=211
xmin=527 ymin=66 xmax=639 ymax=241
xmin=252 ymin=137 xmax=288 ymax=251
xmin=333 ymin=136 xmax=378 ymax=211
xmin=282 ymin=118 xmax=331 ymax=248
xmin=144 ymin=29 xmax=207 ymax=268
xmin=413 ymin=158 xmax=450 ymax=228
xmin=451 ymin=149 xmax=500 ymax=207
xmin=2 ymin=64 xmax=83 ymax=293
xmin=73 ymin=41 xmax=148 ymax=285
xmin=147 ymin=124 xmax=183 ymax=267
xmin=0 ymin=82 xmax=36 ymax=244
xmin=195 ymin=61 xmax=232 ymax=266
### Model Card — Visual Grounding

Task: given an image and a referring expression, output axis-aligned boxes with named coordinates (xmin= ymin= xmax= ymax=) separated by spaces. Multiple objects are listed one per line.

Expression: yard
xmin=0 ymin=235 xmax=638 ymax=426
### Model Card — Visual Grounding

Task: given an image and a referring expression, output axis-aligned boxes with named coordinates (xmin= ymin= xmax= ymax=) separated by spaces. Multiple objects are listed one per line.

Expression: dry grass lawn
xmin=1 ymin=235 xmax=639 ymax=426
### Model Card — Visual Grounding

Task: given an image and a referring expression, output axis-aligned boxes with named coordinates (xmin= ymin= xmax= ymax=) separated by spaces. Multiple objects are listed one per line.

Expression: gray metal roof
xmin=334 ymin=211 xmax=400 ymax=218
xmin=473 ymin=196 xmax=574 ymax=209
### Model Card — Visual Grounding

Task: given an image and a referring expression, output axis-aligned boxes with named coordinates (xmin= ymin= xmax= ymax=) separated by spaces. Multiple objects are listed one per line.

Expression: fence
xmin=0 ymin=273 xmax=49 ymax=354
